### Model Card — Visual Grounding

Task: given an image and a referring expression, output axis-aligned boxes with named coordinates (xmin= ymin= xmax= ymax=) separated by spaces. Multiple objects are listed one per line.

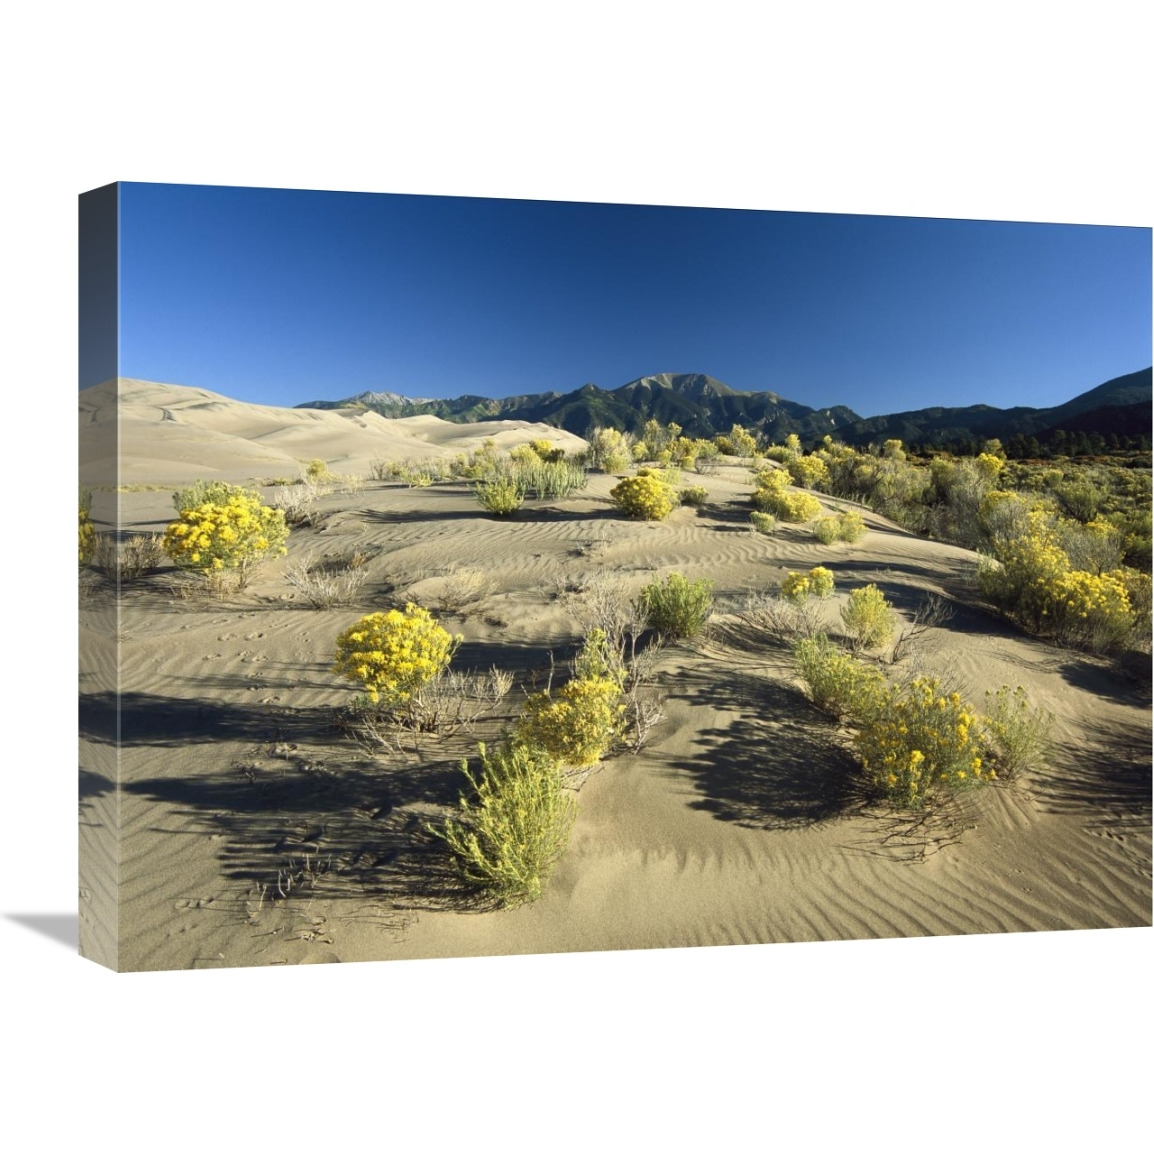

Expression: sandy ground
xmin=79 ymin=381 xmax=1152 ymax=971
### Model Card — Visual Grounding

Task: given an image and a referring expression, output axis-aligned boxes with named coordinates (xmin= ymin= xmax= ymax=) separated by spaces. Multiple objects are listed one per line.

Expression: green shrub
xmin=1054 ymin=517 xmax=1124 ymax=574
xmin=982 ymin=685 xmax=1053 ymax=781
xmin=475 ymin=477 xmax=524 ymax=516
xmin=635 ymin=571 xmax=714 ymax=638
xmin=793 ymin=634 xmax=886 ymax=719
xmin=679 ymin=484 xmax=709 ymax=508
xmin=172 ymin=479 xmax=262 ymax=514
xmin=433 ymin=741 xmax=576 ymax=907
xmin=79 ymin=486 xmax=96 ymax=567
xmin=812 ymin=517 xmax=839 ymax=545
xmin=1054 ymin=480 xmax=1104 ymax=522
xmin=585 ymin=427 xmax=634 ymax=473
xmin=693 ymin=441 xmax=721 ymax=474
xmin=610 ymin=470 xmax=676 ymax=520
xmin=749 ymin=511 xmax=777 ymax=536
xmin=515 ymin=458 xmax=588 ymax=500
xmin=838 ymin=511 xmax=867 ymax=542
xmin=840 ymin=584 xmax=895 ymax=651
xmin=477 ymin=455 xmax=588 ymax=501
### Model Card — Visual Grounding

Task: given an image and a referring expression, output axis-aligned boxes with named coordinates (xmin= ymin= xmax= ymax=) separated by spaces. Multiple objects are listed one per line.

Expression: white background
xmin=2 ymin=3 xmax=1150 ymax=1147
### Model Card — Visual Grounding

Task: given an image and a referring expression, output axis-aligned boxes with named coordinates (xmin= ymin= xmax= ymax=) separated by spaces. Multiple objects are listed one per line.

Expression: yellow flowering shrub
xmin=1047 ymin=569 xmax=1133 ymax=648
xmin=610 ymin=470 xmax=676 ymax=521
xmin=79 ymin=508 xmax=96 ymax=567
xmin=515 ymin=674 xmax=625 ymax=767
xmin=529 ymin=439 xmax=564 ymax=462
xmin=333 ymin=603 xmax=462 ymax=705
xmin=974 ymin=452 xmax=1005 ymax=483
xmin=781 ymin=566 xmax=836 ymax=606
xmin=840 ymin=583 xmax=895 ymax=650
xmin=812 ymin=511 xmax=867 ymax=544
xmin=721 ymin=423 xmax=759 ymax=458
xmin=163 ymin=493 xmax=289 ymax=587
xmin=785 ymin=453 xmax=831 ymax=490
xmin=979 ymin=509 xmax=1140 ymax=649
xmin=856 ymin=677 xmax=994 ymax=808
xmin=752 ymin=468 xmax=823 ymax=521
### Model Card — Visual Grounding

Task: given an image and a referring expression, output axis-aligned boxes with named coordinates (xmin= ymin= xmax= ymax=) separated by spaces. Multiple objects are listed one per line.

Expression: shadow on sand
xmin=120 ymin=751 xmax=477 ymax=910
xmin=662 ymin=666 xmax=861 ymax=831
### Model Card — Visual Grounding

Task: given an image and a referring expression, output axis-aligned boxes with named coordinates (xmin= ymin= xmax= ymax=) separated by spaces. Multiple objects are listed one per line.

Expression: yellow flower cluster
xmin=752 ymin=468 xmax=823 ymax=522
xmin=162 ymin=494 xmax=289 ymax=585
xmin=781 ymin=566 xmax=835 ymax=605
xmin=979 ymin=510 xmax=1137 ymax=646
xmin=785 ymin=453 xmax=831 ymax=490
xmin=974 ymin=452 xmax=1005 ymax=482
xmin=856 ymin=676 xmax=994 ymax=807
xmin=333 ymin=604 xmax=462 ymax=704
xmin=610 ymin=470 xmax=676 ymax=521
xmin=1048 ymin=568 xmax=1132 ymax=632
xmin=813 ymin=510 xmax=867 ymax=544
xmin=516 ymin=674 xmax=625 ymax=767
xmin=79 ymin=508 xmax=96 ymax=566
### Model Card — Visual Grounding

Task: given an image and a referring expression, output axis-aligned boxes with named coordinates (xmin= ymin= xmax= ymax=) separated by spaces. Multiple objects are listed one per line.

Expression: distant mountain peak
xmin=617 ymin=372 xmax=740 ymax=400
xmin=350 ymin=389 xmax=432 ymax=406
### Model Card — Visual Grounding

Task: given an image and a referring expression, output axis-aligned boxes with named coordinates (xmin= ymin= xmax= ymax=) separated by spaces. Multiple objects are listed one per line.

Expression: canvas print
xmin=78 ymin=182 xmax=1152 ymax=972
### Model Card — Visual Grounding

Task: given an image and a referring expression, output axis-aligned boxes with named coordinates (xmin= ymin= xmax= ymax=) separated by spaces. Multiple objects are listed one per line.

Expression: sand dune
xmin=78 ymin=382 xmax=1152 ymax=971
xmin=79 ymin=378 xmax=588 ymax=484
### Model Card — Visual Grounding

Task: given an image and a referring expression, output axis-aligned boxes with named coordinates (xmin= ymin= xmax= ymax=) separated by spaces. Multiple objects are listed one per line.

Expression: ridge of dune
xmin=79 ymin=378 xmax=588 ymax=483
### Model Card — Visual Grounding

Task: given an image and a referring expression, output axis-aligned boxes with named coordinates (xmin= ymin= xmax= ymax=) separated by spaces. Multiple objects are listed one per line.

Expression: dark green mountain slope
xmin=296 ymin=367 xmax=1151 ymax=449
xmin=296 ymin=371 xmax=861 ymax=441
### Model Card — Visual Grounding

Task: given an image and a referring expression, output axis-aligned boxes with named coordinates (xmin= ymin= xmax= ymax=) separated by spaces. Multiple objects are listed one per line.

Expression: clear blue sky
xmin=108 ymin=181 xmax=1151 ymax=418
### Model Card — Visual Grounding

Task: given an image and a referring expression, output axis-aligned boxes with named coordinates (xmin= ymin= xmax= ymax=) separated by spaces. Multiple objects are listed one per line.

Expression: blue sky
xmin=109 ymin=181 xmax=1151 ymax=418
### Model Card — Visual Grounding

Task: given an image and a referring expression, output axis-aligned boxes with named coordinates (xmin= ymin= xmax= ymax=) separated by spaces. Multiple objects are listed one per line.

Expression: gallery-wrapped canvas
xmin=79 ymin=182 xmax=1152 ymax=971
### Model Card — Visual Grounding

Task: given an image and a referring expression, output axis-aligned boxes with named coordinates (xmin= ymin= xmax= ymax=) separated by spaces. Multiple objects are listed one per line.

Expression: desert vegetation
xmin=744 ymin=432 xmax=1152 ymax=656
xmin=431 ymin=740 xmax=576 ymax=907
xmin=793 ymin=633 xmax=1052 ymax=809
xmin=610 ymin=468 xmax=678 ymax=520
xmin=163 ymin=483 xmax=290 ymax=590
xmin=635 ymin=572 xmax=714 ymax=639
xmin=85 ymin=386 xmax=1151 ymax=972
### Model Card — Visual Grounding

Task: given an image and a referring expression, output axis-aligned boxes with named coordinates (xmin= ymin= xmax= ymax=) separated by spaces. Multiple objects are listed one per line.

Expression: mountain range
xmin=297 ymin=367 xmax=1152 ymax=452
